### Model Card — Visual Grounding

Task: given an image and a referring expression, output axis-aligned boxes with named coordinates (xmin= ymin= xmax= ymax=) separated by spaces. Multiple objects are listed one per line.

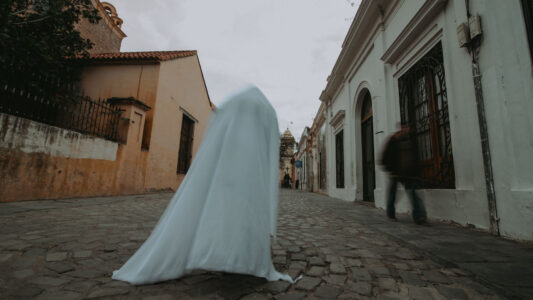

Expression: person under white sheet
xmin=112 ymin=86 xmax=294 ymax=285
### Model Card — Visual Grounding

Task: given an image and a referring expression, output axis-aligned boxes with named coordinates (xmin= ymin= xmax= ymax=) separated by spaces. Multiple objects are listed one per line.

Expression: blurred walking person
xmin=380 ymin=124 xmax=427 ymax=224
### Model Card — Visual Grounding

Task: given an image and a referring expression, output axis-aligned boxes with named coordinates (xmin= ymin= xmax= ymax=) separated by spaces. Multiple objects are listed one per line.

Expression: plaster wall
xmin=79 ymin=62 xmax=160 ymax=153
xmin=327 ymin=85 xmax=354 ymax=201
xmin=79 ymin=64 xmax=160 ymax=107
xmin=0 ymin=112 xmax=147 ymax=202
xmin=144 ymin=56 xmax=213 ymax=191
xmin=468 ymin=0 xmax=533 ymax=240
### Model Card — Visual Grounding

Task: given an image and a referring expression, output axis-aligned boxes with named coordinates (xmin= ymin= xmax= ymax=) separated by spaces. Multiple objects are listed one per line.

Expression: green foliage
xmin=0 ymin=0 xmax=100 ymax=102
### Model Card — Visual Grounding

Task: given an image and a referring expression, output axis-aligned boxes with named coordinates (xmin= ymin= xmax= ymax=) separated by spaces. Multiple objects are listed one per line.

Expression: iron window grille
xmin=0 ymin=70 xmax=121 ymax=142
xmin=398 ymin=42 xmax=455 ymax=188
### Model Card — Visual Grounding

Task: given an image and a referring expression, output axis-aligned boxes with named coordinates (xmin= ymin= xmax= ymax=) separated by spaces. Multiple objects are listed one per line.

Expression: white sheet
xmin=112 ymin=86 xmax=293 ymax=285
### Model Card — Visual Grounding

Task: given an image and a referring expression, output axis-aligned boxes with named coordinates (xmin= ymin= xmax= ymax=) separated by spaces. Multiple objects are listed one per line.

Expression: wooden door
xmin=361 ymin=93 xmax=375 ymax=202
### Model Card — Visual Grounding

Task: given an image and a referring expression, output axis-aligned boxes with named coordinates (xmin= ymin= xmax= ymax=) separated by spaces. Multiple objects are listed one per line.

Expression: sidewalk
xmin=327 ymin=193 xmax=533 ymax=300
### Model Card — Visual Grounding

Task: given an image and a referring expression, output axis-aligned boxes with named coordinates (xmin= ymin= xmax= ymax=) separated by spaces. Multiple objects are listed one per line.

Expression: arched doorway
xmin=361 ymin=91 xmax=375 ymax=202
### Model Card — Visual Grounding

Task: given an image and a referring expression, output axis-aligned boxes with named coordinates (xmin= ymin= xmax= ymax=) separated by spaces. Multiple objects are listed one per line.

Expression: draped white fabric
xmin=112 ymin=86 xmax=293 ymax=285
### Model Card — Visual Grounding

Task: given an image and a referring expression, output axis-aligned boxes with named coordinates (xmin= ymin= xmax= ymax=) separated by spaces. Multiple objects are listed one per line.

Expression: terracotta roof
xmin=80 ymin=50 xmax=198 ymax=62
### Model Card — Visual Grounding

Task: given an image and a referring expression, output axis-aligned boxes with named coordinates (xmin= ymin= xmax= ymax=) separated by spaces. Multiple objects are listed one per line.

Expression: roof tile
xmin=80 ymin=50 xmax=197 ymax=62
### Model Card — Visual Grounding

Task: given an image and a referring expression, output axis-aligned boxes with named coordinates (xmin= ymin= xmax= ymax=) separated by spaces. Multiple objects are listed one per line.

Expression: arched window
xmin=360 ymin=90 xmax=375 ymax=202
xmin=361 ymin=92 xmax=372 ymax=123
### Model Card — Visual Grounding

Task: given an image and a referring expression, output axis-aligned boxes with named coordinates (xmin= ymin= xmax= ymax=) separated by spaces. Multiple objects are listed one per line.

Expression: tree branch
xmin=13 ymin=15 xmax=51 ymax=25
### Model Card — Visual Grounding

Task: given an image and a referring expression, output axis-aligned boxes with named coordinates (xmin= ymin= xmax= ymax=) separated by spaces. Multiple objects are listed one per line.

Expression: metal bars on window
xmin=398 ymin=42 xmax=455 ymax=188
xmin=0 ymin=73 xmax=120 ymax=142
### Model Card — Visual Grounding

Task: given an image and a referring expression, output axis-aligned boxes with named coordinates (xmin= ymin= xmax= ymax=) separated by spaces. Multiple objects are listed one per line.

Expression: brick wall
xmin=76 ymin=1 xmax=125 ymax=54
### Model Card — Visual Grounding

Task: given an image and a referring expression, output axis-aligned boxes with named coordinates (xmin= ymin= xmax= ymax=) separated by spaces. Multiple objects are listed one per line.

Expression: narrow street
xmin=0 ymin=190 xmax=531 ymax=299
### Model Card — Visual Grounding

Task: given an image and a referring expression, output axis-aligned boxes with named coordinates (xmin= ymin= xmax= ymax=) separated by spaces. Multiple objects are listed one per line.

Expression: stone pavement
xmin=0 ymin=190 xmax=532 ymax=299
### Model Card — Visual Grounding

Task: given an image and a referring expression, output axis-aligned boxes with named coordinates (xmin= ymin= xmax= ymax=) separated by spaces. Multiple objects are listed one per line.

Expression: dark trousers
xmin=387 ymin=177 xmax=427 ymax=222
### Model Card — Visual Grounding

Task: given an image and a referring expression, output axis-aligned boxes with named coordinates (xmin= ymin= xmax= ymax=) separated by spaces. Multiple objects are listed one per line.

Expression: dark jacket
xmin=381 ymin=130 xmax=419 ymax=179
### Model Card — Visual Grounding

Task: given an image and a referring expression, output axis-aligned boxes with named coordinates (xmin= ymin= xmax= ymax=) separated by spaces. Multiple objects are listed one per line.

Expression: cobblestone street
xmin=1 ymin=190 xmax=532 ymax=299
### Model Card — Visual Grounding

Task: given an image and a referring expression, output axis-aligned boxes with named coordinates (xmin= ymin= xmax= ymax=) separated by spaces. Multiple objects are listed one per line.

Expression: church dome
xmin=282 ymin=128 xmax=294 ymax=138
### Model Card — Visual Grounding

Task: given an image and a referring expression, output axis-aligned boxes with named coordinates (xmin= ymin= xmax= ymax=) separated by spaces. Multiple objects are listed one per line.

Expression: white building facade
xmin=295 ymin=127 xmax=310 ymax=191
xmin=309 ymin=102 xmax=329 ymax=195
xmin=319 ymin=0 xmax=533 ymax=240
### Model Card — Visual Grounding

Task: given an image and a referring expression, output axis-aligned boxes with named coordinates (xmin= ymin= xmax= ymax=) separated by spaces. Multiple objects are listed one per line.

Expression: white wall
xmin=470 ymin=0 xmax=533 ymax=240
xmin=0 ymin=113 xmax=118 ymax=161
xmin=322 ymin=0 xmax=533 ymax=240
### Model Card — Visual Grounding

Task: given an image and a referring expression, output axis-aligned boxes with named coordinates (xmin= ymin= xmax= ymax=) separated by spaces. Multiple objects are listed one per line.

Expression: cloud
xmin=108 ymin=0 xmax=358 ymax=138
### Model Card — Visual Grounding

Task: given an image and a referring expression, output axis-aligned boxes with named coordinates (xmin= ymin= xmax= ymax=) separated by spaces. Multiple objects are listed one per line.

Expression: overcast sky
xmin=108 ymin=0 xmax=360 ymax=140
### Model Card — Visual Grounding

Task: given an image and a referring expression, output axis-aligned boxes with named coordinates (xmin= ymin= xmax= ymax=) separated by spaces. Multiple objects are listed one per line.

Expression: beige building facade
xmin=0 ymin=1 xmax=214 ymax=202
xmin=80 ymin=51 xmax=214 ymax=192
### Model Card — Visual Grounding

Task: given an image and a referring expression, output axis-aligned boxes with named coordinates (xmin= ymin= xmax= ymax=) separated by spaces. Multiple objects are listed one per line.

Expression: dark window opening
xmin=335 ymin=130 xmax=345 ymax=188
xmin=177 ymin=114 xmax=195 ymax=174
xmin=398 ymin=42 xmax=455 ymax=189
xmin=319 ymin=124 xmax=327 ymax=191
xmin=141 ymin=116 xmax=152 ymax=150
xmin=361 ymin=93 xmax=373 ymax=123
xmin=361 ymin=91 xmax=376 ymax=202
xmin=522 ymin=0 xmax=533 ymax=61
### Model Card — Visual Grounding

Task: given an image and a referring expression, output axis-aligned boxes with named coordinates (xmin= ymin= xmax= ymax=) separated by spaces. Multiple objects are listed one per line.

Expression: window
xmin=177 ymin=114 xmax=195 ymax=174
xmin=522 ymin=0 xmax=533 ymax=60
xmin=335 ymin=130 xmax=345 ymax=188
xmin=141 ymin=117 xmax=151 ymax=150
xmin=398 ymin=42 xmax=455 ymax=188
xmin=318 ymin=124 xmax=327 ymax=190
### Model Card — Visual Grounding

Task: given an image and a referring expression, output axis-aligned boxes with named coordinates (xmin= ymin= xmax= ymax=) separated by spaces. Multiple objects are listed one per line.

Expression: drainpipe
xmin=464 ymin=0 xmax=500 ymax=235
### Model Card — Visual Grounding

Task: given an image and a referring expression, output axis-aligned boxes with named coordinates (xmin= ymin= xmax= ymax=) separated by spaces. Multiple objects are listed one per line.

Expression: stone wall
xmin=76 ymin=0 xmax=125 ymax=54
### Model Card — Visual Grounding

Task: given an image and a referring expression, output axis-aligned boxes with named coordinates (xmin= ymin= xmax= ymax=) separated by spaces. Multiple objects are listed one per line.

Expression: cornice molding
xmin=311 ymin=102 xmax=326 ymax=130
xmin=108 ymin=97 xmax=151 ymax=111
xmin=329 ymin=110 xmax=346 ymax=128
xmin=381 ymin=0 xmax=448 ymax=64
xmin=320 ymin=0 xmax=398 ymax=103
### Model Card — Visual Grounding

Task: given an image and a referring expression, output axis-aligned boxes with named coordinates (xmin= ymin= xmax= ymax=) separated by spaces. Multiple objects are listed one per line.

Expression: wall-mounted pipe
xmin=465 ymin=0 xmax=500 ymax=236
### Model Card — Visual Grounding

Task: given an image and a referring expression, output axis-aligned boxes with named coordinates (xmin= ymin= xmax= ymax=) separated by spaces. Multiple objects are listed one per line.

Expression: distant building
xmin=315 ymin=0 xmax=533 ymax=240
xmin=294 ymin=127 xmax=310 ymax=191
xmin=280 ymin=129 xmax=295 ymax=188
xmin=308 ymin=103 xmax=328 ymax=195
